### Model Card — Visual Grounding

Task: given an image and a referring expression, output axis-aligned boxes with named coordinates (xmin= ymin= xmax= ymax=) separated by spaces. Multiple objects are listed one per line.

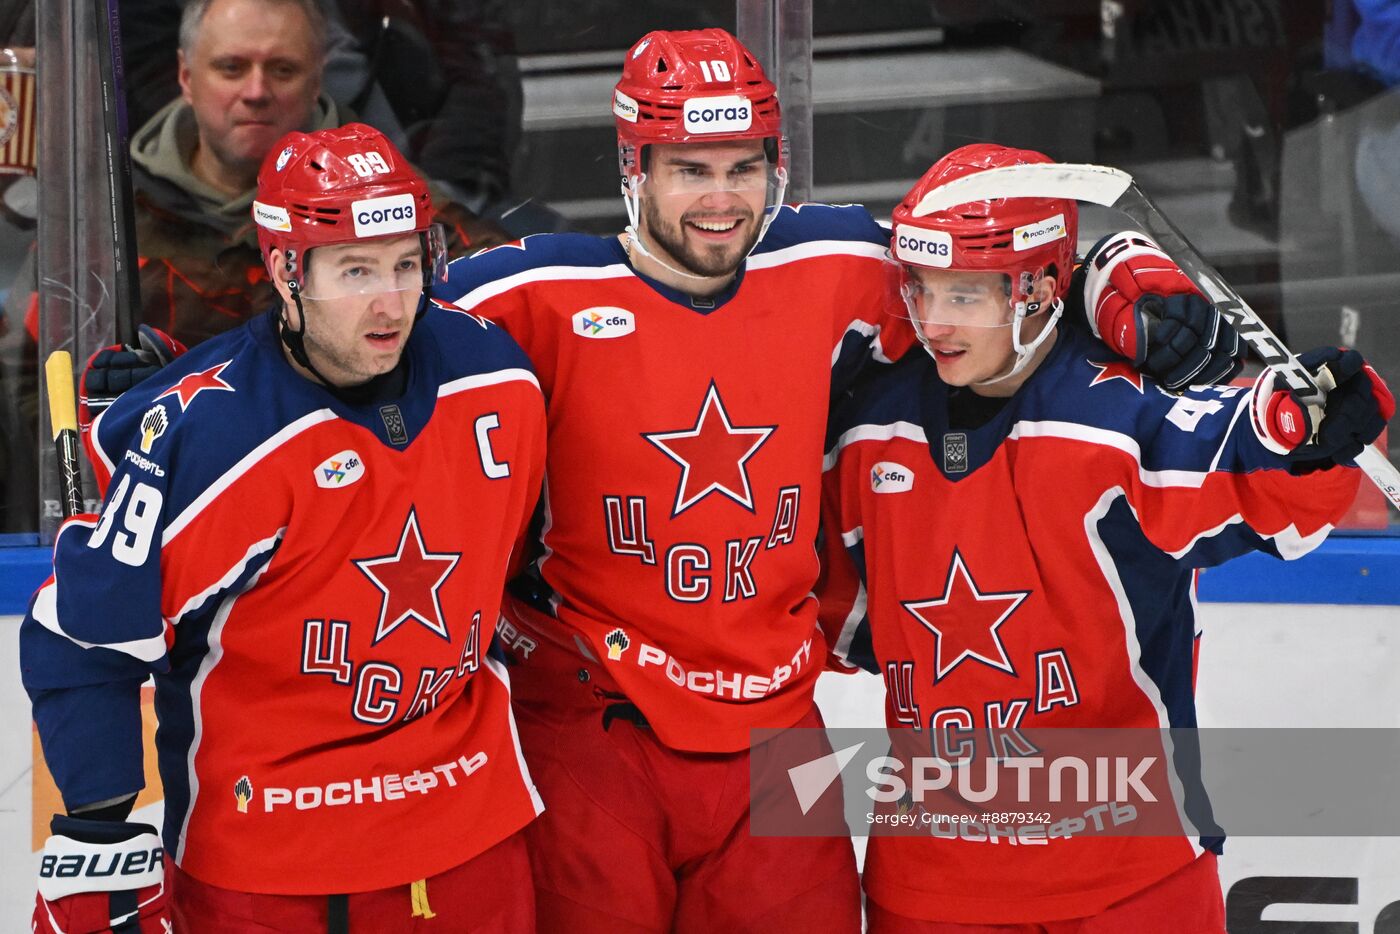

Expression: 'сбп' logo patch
xmin=870 ymin=462 xmax=914 ymax=493
xmin=573 ymin=307 xmax=636 ymax=339
xmin=315 ymin=450 xmax=365 ymax=489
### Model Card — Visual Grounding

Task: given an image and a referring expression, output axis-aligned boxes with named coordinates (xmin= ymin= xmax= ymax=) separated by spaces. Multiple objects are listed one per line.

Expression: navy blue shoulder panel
xmin=437 ymin=232 xmax=624 ymax=305
xmin=755 ymin=202 xmax=889 ymax=256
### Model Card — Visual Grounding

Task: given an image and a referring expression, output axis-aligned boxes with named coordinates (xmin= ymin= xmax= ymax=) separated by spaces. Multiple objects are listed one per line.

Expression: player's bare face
xmin=639 ymin=141 xmax=768 ymax=278
xmin=908 ymin=267 xmax=1051 ymax=393
xmin=178 ymin=0 xmax=322 ymax=193
xmin=293 ymin=235 xmax=423 ymax=386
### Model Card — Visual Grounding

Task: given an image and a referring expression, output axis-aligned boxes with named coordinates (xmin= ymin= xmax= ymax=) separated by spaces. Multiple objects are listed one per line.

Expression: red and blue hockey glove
xmin=1250 ymin=347 xmax=1395 ymax=473
xmin=1083 ymin=231 xmax=1243 ymax=390
xmin=78 ymin=324 xmax=184 ymax=434
xmin=35 ymin=815 xmax=170 ymax=934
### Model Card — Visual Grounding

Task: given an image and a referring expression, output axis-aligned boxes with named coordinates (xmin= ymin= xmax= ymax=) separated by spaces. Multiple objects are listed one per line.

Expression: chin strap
xmin=972 ymin=297 xmax=1064 ymax=387
xmin=278 ymin=248 xmax=337 ymax=390
xmin=279 ymin=291 xmax=338 ymax=391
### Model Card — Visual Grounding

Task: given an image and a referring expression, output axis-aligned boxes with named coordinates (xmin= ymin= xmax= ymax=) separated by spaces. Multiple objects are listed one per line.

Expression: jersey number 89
xmin=88 ymin=475 xmax=163 ymax=567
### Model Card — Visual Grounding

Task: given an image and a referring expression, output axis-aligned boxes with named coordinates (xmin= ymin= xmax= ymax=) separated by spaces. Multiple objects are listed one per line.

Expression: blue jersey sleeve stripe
xmin=32 ymin=576 xmax=167 ymax=662
xmin=30 ymin=518 xmax=168 ymax=662
xmin=170 ymin=531 xmax=284 ymax=626
xmin=1166 ymin=515 xmax=1333 ymax=564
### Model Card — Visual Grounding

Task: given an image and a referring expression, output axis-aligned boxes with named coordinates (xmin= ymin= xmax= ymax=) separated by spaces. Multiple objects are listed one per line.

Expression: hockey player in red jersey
xmin=819 ymin=143 xmax=1395 ymax=932
xmin=434 ymin=28 xmax=1251 ymax=934
xmin=21 ymin=125 xmax=546 ymax=933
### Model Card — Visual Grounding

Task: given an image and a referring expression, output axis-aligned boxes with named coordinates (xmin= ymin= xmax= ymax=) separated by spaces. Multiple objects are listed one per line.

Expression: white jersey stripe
xmin=439 ymin=368 xmax=540 ymax=398
xmin=164 ymin=409 xmax=338 ymax=546
xmin=824 ymin=421 xmax=927 ymax=471
xmin=446 ymin=263 xmax=633 ymax=313
xmin=748 ymin=239 xmax=890 ymax=270
xmin=176 ymin=558 xmax=276 ymax=863
xmin=446 ymin=238 xmax=887 ymax=313
xmin=1084 ymin=487 xmax=1204 ymax=858
xmin=481 ymin=652 xmax=545 ymax=817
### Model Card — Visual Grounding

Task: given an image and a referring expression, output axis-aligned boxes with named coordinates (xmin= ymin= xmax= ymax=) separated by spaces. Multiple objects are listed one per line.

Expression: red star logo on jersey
xmin=644 ymin=381 xmax=775 ymax=517
xmin=901 ymin=549 xmax=1030 ymax=683
xmin=156 ymin=361 xmax=236 ymax=411
xmin=1087 ymin=359 xmax=1145 ymax=393
xmin=353 ymin=507 xmax=461 ymax=645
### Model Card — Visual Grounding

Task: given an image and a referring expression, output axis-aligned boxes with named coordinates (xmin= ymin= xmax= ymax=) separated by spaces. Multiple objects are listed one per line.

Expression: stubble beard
xmin=640 ymin=196 xmax=761 ymax=279
xmin=299 ymin=302 xmax=402 ymax=387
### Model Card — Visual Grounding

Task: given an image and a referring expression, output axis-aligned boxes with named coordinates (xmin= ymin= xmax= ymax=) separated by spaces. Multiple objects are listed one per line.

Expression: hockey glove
xmin=1250 ymin=347 xmax=1395 ymax=473
xmin=1083 ymin=231 xmax=1244 ymax=390
xmin=79 ymin=324 xmax=184 ymax=433
xmin=35 ymin=815 xmax=171 ymax=934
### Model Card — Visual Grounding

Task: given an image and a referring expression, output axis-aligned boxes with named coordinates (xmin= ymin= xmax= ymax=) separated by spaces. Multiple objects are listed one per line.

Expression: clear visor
xmin=298 ymin=225 xmax=448 ymax=301
xmin=897 ymin=266 xmax=1036 ymax=330
xmin=643 ymin=159 xmax=776 ymax=196
xmin=638 ymin=139 xmax=786 ymax=204
xmin=635 ymin=159 xmax=787 ymax=246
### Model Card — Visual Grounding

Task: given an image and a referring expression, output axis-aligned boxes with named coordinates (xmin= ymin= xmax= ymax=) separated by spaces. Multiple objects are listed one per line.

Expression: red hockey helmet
xmin=613 ymin=28 xmax=783 ymax=174
xmin=252 ymin=123 xmax=444 ymax=290
xmin=890 ymin=143 xmax=1077 ymax=305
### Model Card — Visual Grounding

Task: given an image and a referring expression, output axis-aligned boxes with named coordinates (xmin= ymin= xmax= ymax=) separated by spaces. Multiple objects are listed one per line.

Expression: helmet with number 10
xmin=613 ymin=29 xmax=789 ymax=278
xmin=891 ymin=143 xmax=1077 ymax=384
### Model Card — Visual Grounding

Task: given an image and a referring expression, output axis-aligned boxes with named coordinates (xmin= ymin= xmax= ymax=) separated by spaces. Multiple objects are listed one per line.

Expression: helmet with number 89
xmin=252 ymin=123 xmax=446 ymax=294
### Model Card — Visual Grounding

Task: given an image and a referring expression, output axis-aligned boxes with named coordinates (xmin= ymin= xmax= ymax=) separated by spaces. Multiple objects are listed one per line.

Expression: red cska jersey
xmin=22 ymin=308 xmax=546 ymax=895
xmin=441 ymin=205 xmax=910 ymax=751
xmin=819 ymin=327 xmax=1360 ymax=923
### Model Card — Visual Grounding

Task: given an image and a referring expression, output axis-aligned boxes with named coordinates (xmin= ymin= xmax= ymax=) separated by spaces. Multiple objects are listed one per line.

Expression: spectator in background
xmin=0 ymin=0 xmax=35 ymax=532
xmin=120 ymin=0 xmax=561 ymax=237
xmin=0 ymin=0 xmax=509 ymax=529
xmin=1353 ymin=0 xmax=1400 ymax=246
xmin=7 ymin=0 xmax=507 ymax=350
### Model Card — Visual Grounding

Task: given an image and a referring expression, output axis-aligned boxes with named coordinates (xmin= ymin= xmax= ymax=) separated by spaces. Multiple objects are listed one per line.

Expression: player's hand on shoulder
xmin=1082 ymin=231 xmax=1243 ymax=390
xmin=35 ymin=814 xmax=170 ymax=934
xmin=79 ymin=325 xmax=185 ymax=432
xmin=1250 ymin=347 xmax=1395 ymax=473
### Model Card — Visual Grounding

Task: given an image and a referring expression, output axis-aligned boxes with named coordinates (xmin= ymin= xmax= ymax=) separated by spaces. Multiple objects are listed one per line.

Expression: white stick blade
xmin=911 ymin=163 xmax=1135 ymax=216
xmin=1356 ymin=447 xmax=1400 ymax=512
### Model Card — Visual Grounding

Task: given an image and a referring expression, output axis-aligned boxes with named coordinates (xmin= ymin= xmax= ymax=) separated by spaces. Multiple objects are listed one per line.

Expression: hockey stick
xmin=93 ymin=0 xmax=140 ymax=347
xmin=912 ymin=161 xmax=1400 ymax=513
xmin=44 ymin=351 xmax=85 ymax=519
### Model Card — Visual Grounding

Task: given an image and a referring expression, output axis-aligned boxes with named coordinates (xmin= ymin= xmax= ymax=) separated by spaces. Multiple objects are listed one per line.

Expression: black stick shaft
xmin=93 ymin=0 xmax=140 ymax=347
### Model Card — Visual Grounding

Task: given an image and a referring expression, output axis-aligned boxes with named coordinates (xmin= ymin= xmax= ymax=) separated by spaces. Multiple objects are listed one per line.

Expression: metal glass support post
xmin=35 ymin=0 xmax=116 ymax=539
xmin=737 ymin=0 xmax=813 ymax=203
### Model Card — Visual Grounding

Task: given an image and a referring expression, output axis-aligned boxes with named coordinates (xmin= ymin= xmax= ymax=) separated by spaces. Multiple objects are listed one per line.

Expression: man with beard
xmin=435 ymin=27 xmax=1246 ymax=934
